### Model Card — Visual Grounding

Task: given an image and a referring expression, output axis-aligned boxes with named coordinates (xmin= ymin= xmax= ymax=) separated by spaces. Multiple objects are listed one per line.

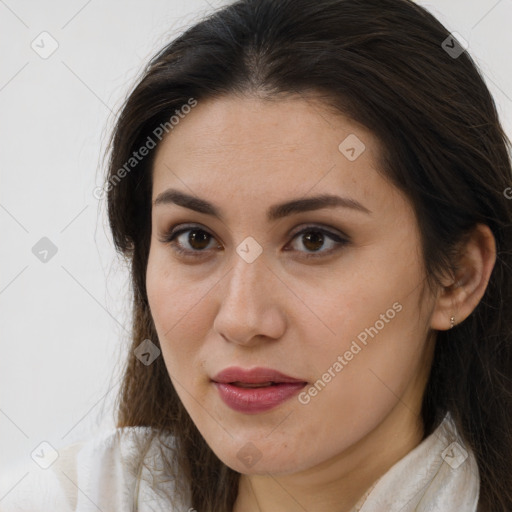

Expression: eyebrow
xmin=153 ymin=188 xmax=371 ymax=221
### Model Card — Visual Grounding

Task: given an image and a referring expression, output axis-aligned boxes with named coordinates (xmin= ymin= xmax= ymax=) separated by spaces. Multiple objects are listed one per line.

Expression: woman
xmin=3 ymin=0 xmax=511 ymax=511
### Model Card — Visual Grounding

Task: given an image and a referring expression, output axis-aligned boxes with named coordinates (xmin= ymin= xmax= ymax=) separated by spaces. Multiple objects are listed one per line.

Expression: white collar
xmin=353 ymin=411 xmax=480 ymax=512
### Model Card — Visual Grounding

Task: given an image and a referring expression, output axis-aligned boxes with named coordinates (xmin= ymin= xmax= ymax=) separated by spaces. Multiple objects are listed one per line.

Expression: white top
xmin=0 ymin=411 xmax=480 ymax=512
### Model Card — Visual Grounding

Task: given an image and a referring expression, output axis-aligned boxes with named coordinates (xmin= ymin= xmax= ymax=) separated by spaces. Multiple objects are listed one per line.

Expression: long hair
xmin=104 ymin=1 xmax=512 ymax=510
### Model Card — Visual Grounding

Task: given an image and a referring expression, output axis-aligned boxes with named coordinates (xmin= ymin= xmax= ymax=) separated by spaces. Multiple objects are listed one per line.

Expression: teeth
xmin=232 ymin=381 xmax=275 ymax=388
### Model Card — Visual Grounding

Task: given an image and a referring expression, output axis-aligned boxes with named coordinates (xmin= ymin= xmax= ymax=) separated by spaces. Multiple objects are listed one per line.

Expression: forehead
xmin=151 ymin=94 xmax=403 ymax=217
xmin=154 ymin=94 xmax=376 ymax=162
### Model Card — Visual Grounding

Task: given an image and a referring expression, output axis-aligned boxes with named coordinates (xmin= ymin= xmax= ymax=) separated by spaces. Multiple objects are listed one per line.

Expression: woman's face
xmin=147 ymin=94 xmax=437 ymax=476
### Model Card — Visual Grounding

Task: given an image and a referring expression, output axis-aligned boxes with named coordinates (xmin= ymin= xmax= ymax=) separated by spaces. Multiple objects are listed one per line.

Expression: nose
xmin=213 ymin=250 xmax=287 ymax=346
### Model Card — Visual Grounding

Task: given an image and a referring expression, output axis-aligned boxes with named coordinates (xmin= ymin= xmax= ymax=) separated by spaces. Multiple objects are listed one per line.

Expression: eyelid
xmin=162 ymin=222 xmax=348 ymax=241
xmin=288 ymin=224 xmax=348 ymax=241
xmin=159 ymin=222 xmax=350 ymax=258
xmin=163 ymin=222 xmax=218 ymax=244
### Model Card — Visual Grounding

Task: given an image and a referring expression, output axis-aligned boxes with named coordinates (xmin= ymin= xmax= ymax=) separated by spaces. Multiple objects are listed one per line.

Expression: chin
xmin=208 ymin=436 xmax=309 ymax=475
xmin=224 ymin=456 xmax=301 ymax=476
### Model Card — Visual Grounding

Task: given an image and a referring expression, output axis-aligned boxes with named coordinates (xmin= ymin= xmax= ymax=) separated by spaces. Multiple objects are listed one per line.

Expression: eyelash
xmin=159 ymin=223 xmax=349 ymax=260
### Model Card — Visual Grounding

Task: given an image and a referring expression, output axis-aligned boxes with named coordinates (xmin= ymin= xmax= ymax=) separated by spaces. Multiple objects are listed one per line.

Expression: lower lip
xmin=213 ymin=382 xmax=307 ymax=414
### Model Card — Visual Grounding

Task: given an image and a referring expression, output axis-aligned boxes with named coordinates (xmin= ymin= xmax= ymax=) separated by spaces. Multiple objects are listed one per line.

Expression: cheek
xmin=317 ymin=302 xmax=426 ymax=416
xmin=300 ymin=254 xmax=428 ymax=401
xmin=291 ymin=304 xmax=427 ymax=465
xmin=147 ymin=248 xmax=196 ymax=331
xmin=146 ymin=250 xmax=214 ymax=378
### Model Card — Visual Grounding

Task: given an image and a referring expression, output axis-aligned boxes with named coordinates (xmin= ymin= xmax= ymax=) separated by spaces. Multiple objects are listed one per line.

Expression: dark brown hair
xmin=104 ymin=0 xmax=512 ymax=510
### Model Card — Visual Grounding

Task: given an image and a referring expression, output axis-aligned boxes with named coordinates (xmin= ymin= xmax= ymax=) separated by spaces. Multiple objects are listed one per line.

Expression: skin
xmin=146 ymin=94 xmax=496 ymax=512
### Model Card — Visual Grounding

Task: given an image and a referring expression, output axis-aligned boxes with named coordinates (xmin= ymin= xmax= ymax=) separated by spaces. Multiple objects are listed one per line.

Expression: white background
xmin=1 ymin=0 xmax=511 ymax=498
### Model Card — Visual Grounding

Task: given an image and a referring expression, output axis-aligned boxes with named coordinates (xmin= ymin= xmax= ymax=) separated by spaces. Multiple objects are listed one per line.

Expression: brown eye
xmin=301 ymin=231 xmax=325 ymax=252
xmin=186 ymin=229 xmax=212 ymax=250
xmin=160 ymin=225 xmax=220 ymax=258
xmin=286 ymin=226 xmax=348 ymax=258
xmin=161 ymin=223 xmax=349 ymax=260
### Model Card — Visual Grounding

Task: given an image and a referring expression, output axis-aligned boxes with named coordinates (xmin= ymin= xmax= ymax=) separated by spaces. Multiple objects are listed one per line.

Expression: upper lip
xmin=212 ymin=366 xmax=307 ymax=384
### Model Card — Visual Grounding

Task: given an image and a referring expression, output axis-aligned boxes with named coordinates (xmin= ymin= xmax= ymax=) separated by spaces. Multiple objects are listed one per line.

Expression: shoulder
xmin=0 ymin=426 xmax=189 ymax=512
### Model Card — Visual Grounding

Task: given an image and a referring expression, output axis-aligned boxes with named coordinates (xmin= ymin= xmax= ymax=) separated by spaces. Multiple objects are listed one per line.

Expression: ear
xmin=430 ymin=223 xmax=497 ymax=331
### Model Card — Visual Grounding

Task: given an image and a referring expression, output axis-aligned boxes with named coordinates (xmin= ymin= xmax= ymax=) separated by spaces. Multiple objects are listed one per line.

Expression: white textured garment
xmin=352 ymin=411 xmax=480 ymax=511
xmin=0 ymin=411 xmax=479 ymax=512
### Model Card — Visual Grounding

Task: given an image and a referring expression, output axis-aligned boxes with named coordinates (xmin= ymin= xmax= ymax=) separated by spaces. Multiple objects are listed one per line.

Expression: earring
xmin=450 ymin=316 xmax=455 ymax=329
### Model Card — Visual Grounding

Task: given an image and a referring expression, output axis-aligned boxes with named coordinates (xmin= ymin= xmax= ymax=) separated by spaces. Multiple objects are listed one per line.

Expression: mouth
xmin=211 ymin=366 xmax=308 ymax=413
xmin=211 ymin=366 xmax=307 ymax=386
xmin=230 ymin=381 xmax=280 ymax=388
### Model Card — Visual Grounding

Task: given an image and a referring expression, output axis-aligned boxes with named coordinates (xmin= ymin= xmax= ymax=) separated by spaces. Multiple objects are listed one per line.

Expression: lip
xmin=212 ymin=366 xmax=306 ymax=385
xmin=211 ymin=366 xmax=307 ymax=414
